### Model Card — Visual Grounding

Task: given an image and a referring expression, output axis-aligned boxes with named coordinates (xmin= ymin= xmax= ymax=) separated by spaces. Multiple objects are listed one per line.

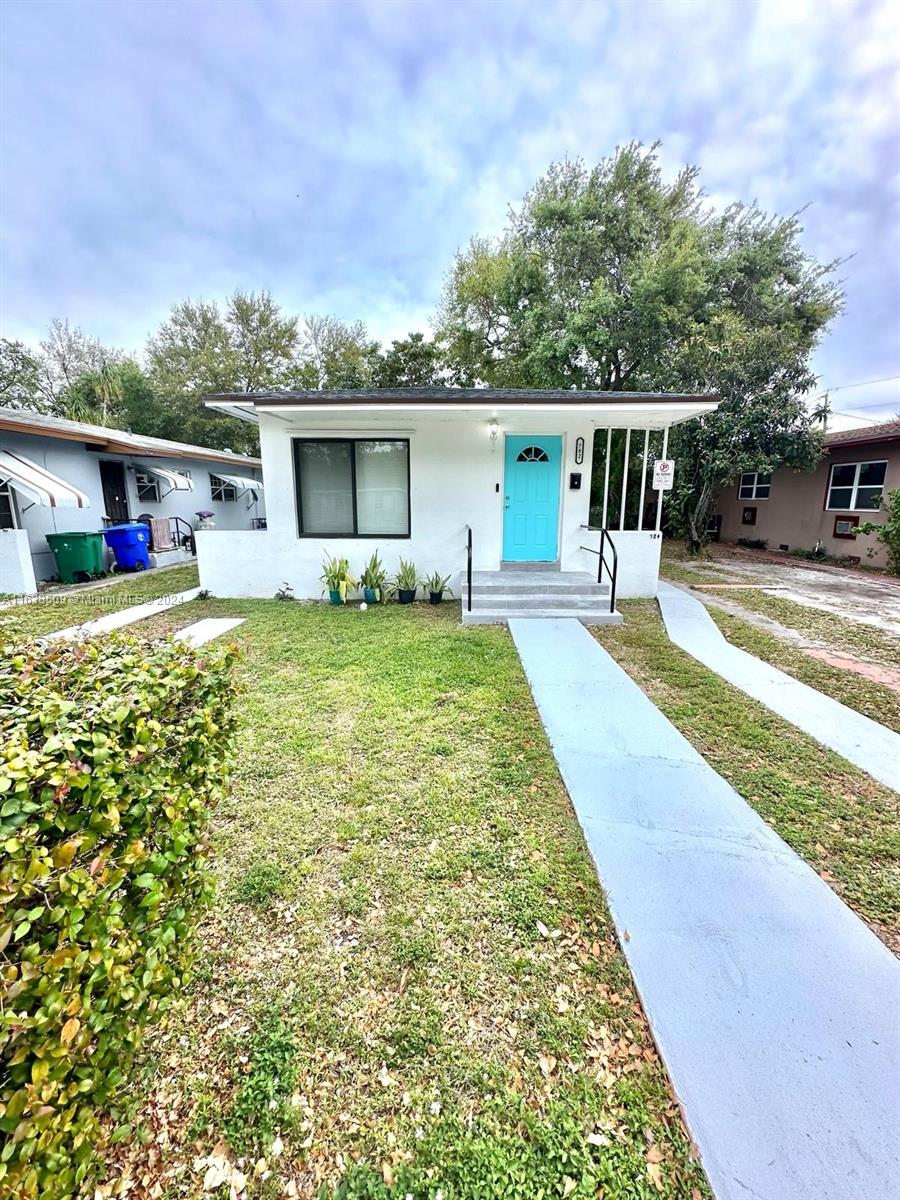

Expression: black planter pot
xmin=429 ymin=591 xmax=443 ymax=605
xmin=398 ymin=588 xmax=416 ymax=604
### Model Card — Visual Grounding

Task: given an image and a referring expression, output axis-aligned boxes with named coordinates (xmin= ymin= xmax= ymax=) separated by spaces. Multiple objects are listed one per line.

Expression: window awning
xmin=0 ymin=450 xmax=90 ymax=508
xmin=211 ymin=472 xmax=264 ymax=491
xmin=135 ymin=462 xmax=194 ymax=492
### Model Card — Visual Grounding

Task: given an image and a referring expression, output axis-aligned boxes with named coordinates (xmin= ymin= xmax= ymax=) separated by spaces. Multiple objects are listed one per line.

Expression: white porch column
xmin=637 ymin=428 xmax=649 ymax=531
xmin=655 ymin=425 xmax=670 ymax=532
xmin=619 ymin=428 xmax=631 ymax=531
xmin=600 ymin=428 xmax=611 ymax=528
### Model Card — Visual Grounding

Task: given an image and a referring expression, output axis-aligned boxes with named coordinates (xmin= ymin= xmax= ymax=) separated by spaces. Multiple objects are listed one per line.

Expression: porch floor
xmin=462 ymin=569 xmax=622 ymax=625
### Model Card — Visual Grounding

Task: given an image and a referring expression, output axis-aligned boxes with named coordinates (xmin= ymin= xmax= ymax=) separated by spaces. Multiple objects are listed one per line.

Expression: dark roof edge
xmin=205 ymin=388 xmax=720 ymax=406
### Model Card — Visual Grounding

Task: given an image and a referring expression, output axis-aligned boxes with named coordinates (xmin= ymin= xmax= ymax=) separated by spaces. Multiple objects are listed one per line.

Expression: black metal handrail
xmin=464 ymin=524 xmax=473 ymax=613
xmin=579 ymin=526 xmax=618 ymax=614
xmin=170 ymin=515 xmax=196 ymax=555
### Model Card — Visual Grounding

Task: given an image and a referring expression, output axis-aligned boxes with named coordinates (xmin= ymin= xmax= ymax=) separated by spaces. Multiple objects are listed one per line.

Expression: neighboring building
xmin=199 ymin=387 xmax=719 ymax=619
xmin=713 ymin=420 xmax=900 ymax=568
xmin=0 ymin=407 xmax=264 ymax=594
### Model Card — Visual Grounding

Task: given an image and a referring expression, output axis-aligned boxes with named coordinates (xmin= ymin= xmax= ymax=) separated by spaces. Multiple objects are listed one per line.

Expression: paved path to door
xmin=657 ymin=581 xmax=900 ymax=792
xmin=510 ymin=617 xmax=899 ymax=1200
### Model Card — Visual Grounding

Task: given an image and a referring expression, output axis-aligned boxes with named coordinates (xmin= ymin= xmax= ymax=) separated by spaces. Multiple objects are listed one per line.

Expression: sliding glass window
xmin=294 ymin=439 xmax=410 ymax=537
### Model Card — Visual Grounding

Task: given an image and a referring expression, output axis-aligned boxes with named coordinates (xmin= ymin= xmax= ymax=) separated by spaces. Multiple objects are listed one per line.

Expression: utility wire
xmin=814 ymin=374 xmax=900 ymax=398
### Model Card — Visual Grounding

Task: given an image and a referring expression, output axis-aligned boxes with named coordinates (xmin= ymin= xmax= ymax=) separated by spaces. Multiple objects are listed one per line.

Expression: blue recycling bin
xmin=103 ymin=522 xmax=151 ymax=572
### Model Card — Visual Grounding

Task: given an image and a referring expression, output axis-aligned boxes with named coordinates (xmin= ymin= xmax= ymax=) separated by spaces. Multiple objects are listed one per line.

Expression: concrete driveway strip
xmin=510 ymin=617 xmax=900 ymax=1200
xmin=657 ymin=581 xmax=900 ymax=793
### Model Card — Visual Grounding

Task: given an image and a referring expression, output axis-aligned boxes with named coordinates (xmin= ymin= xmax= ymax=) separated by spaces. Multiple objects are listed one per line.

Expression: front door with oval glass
xmin=502 ymin=435 xmax=562 ymax=561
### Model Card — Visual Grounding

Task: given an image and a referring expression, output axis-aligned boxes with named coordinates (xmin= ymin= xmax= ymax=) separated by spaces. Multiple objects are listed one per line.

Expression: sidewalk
xmin=656 ymin=581 xmax=900 ymax=792
xmin=511 ymin=617 xmax=900 ymax=1200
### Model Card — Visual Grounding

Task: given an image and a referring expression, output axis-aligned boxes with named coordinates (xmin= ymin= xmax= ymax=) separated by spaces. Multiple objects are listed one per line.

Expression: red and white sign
xmin=653 ymin=459 xmax=675 ymax=490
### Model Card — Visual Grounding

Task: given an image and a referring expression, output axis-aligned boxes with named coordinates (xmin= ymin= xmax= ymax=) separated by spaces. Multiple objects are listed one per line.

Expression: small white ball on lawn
xmin=360 ymin=601 xmax=368 ymax=612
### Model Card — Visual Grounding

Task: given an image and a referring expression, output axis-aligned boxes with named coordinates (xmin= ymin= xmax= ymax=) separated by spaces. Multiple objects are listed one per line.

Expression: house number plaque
xmin=575 ymin=437 xmax=584 ymax=465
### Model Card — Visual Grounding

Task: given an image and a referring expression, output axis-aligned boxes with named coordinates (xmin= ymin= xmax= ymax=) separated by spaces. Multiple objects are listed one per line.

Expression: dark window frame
xmin=210 ymin=473 xmax=238 ymax=502
xmin=0 ymin=479 xmax=16 ymax=529
xmin=292 ymin=437 xmax=411 ymax=539
xmin=135 ymin=470 xmax=161 ymax=503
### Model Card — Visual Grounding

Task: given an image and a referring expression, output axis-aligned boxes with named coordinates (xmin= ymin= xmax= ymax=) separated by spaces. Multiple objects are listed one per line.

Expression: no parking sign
xmin=653 ymin=459 xmax=675 ymax=490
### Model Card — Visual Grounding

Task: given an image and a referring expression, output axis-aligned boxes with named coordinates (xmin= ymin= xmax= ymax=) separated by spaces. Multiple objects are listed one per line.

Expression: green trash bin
xmin=46 ymin=531 xmax=106 ymax=584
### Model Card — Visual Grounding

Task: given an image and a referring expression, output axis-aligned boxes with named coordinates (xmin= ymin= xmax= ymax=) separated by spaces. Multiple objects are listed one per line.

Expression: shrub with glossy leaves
xmin=0 ymin=633 xmax=238 ymax=1200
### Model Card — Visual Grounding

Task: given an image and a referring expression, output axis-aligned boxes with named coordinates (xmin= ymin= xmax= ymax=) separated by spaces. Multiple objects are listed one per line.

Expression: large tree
xmin=374 ymin=332 xmax=442 ymax=387
xmin=0 ymin=339 xmax=42 ymax=411
xmin=38 ymin=318 xmax=116 ymax=410
xmin=146 ymin=291 xmax=298 ymax=452
xmin=293 ymin=314 xmax=380 ymax=389
xmin=438 ymin=143 xmax=842 ymax=547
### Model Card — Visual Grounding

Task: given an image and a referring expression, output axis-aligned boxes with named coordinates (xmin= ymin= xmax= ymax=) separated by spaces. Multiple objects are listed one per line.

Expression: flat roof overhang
xmin=206 ymin=388 xmax=720 ymax=431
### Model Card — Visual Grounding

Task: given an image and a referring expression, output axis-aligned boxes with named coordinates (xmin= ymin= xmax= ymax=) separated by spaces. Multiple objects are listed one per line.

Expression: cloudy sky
xmin=1 ymin=0 xmax=898 ymax=422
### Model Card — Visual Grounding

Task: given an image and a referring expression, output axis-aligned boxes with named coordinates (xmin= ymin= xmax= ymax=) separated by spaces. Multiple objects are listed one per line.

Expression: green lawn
xmin=709 ymin=608 xmax=900 ymax=733
xmin=99 ymin=600 xmax=708 ymax=1200
xmin=0 ymin=563 xmax=199 ymax=644
xmin=592 ymin=603 xmax=900 ymax=951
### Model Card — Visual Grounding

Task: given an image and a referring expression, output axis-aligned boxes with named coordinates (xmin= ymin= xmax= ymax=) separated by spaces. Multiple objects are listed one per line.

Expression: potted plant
xmin=394 ymin=558 xmax=418 ymax=604
xmin=421 ymin=571 xmax=453 ymax=605
xmin=360 ymin=550 xmax=390 ymax=604
xmin=320 ymin=554 xmax=357 ymax=605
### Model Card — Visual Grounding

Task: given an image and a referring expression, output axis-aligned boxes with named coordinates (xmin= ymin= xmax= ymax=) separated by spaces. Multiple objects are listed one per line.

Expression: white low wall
xmin=0 ymin=528 xmax=37 ymax=595
xmin=197 ymin=527 xmax=663 ymax=601
xmin=607 ymin=531 xmax=663 ymax=598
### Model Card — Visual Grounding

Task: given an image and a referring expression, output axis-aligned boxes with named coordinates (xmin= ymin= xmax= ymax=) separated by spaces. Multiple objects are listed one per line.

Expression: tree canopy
xmin=437 ymin=143 xmax=842 ymax=545
xmin=1 ymin=145 xmax=842 ymax=526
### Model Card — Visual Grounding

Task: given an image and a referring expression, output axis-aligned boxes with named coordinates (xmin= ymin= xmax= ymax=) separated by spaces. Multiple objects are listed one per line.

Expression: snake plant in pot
xmin=421 ymin=571 xmax=453 ymax=605
xmin=360 ymin=550 xmax=390 ymax=604
xmin=320 ymin=554 xmax=357 ymax=605
xmin=395 ymin=558 xmax=418 ymax=604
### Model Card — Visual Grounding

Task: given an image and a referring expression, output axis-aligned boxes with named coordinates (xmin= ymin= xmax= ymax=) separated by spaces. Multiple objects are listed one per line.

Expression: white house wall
xmin=0 ymin=528 xmax=37 ymax=595
xmin=0 ymin=429 xmax=264 ymax=583
xmin=197 ymin=412 xmax=664 ymax=600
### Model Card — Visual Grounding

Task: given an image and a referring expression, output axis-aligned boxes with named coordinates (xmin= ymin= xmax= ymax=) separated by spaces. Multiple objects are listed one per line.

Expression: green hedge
xmin=0 ymin=634 xmax=238 ymax=1199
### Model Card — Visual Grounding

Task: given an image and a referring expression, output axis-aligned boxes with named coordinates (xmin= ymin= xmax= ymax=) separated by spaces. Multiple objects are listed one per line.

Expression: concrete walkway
xmin=174 ymin=617 xmax=245 ymax=646
xmin=511 ymin=618 xmax=900 ymax=1200
xmin=48 ymin=588 xmax=201 ymax=641
xmin=657 ymin=581 xmax=900 ymax=793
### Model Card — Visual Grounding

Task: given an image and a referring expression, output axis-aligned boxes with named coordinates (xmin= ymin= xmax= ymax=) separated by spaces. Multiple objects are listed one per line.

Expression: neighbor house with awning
xmin=0 ymin=406 xmax=264 ymax=594
xmin=201 ymin=387 xmax=719 ymax=620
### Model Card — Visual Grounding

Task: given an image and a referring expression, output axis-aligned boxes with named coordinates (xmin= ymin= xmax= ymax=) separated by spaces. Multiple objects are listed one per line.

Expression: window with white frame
xmin=738 ymin=471 xmax=771 ymax=500
xmin=135 ymin=470 xmax=160 ymax=503
xmin=210 ymin=473 xmax=238 ymax=502
xmin=826 ymin=460 xmax=886 ymax=511
xmin=0 ymin=479 xmax=16 ymax=529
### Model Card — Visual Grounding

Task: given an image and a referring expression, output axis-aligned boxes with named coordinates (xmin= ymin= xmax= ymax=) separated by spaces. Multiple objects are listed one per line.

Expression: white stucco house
xmin=0 ymin=406 xmax=264 ymax=594
xmin=200 ymin=388 xmax=718 ymax=622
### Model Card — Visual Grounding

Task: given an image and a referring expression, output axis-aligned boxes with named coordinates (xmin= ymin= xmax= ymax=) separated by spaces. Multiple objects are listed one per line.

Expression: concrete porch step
xmin=463 ymin=606 xmax=623 ymax=626
xmin=466 ymin=593 xmax=613 ymax=611
xmin=468 ymin=570 xmax=607 ymax=595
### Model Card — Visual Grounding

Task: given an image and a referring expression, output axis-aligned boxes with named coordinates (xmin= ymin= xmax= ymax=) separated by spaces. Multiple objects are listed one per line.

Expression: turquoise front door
xmin=502 ymin=435 xmax=562 ymax=561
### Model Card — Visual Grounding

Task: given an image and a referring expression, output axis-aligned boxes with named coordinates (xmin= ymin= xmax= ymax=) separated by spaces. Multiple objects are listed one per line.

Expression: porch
xmin=461 ymin=567 xmax=621 ymax=625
